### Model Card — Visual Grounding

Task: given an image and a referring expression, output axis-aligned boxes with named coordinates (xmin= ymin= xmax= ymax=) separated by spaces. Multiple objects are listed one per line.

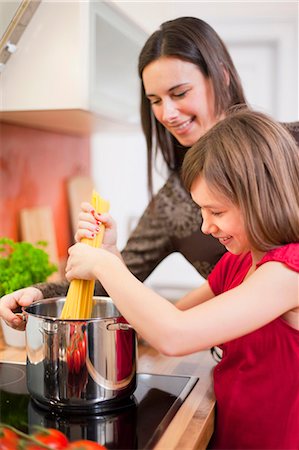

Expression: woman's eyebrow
xmin=169 ymin=82 xmax=190 ymax=92
xmin=146 ymin=82 xmax=190 ymax=97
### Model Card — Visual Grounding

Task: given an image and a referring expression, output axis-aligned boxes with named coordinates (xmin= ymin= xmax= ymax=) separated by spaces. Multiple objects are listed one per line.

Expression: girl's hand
xmin=66 ymin=243 xmax=107 ymax=281
xmin=75 ymin=202 xmax=118 ymax=252
xmin=0 ymin=287 xmax=43 ymax=330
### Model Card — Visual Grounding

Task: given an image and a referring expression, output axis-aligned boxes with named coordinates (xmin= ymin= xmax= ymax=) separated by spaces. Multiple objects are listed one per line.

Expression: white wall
xmin=91 ymin=1 xmax=298 ymax=298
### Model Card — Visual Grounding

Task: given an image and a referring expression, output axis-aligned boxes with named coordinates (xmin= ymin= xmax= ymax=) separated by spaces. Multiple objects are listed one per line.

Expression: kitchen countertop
xmin=0 ymin=327 xmax=216 ymax=449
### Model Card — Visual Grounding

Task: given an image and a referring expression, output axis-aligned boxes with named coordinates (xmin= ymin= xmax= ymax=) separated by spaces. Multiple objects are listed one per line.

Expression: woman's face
xmin=191 ymin=176 xmax=250 ymax=255
xmin=142 ymin=56 xmax=222 ymax=147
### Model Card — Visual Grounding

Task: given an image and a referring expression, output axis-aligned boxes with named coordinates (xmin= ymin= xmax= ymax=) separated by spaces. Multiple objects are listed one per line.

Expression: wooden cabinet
xmin=0 ymin=1 xmax=147 ymax=134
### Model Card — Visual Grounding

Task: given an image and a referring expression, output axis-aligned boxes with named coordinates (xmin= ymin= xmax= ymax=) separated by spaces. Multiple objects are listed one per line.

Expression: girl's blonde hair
xmin=182 ymin=108 xmax=299 ymax=251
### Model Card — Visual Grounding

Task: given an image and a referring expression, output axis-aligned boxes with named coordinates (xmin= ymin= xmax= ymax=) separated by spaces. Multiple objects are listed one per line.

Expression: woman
xmin=0 ymin=17 xmax=298 ymax=328
xmin=66 ymin=109 xmax=299 ymax=449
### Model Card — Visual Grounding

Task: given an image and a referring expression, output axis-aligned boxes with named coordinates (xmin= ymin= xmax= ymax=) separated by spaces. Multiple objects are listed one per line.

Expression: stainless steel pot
xmin=23 ymin=296 xmax=137 ymax=412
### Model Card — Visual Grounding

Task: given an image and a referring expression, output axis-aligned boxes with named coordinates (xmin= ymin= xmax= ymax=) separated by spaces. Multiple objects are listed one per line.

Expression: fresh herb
xmin=0 ymin=237 xmax=57 ymax=296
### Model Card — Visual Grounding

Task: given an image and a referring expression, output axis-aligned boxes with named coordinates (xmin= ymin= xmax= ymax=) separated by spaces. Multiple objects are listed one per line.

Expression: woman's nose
xmin=162 ymin=99 xmax=178 ymax=123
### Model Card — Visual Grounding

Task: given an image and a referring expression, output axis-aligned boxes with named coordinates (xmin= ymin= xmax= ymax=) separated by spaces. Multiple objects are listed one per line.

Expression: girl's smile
xmin=142 ymin=56 xmax=221 ymax=147
xmin=216 ymin=235 xmax=233 ymax=246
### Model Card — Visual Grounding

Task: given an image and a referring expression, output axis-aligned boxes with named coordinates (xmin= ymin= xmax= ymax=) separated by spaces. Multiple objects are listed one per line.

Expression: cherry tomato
xmin=73 ymin=348 xmax=81 ymax=374
xmin=67 ymin=347 xmax=74 ymax=372
xmin=0 ymin=427 xmax=19 ymax=450
xmin=0 ymin=438 xmax=18 ymax=450
xmin=0 ymin=427 xmax=19 ymax=443
xmin=32 ymin=428 xmax=69 ymax=449
xmin=66 ymin=440 xmax=106 ymax=450
xmin=78 ymin=336 xmax=86 ymax=365
xmin=23 ymin=443 xmax=48 ymax=450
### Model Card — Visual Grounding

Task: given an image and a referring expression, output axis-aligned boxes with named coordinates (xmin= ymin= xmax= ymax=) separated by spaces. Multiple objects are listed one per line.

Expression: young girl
xmin=66 ymin=109 xmax=299 ymax=449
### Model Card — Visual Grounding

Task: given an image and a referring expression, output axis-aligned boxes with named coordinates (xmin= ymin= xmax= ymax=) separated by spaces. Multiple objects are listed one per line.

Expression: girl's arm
xmin=66 ymin=244 xmax=298 ymax=356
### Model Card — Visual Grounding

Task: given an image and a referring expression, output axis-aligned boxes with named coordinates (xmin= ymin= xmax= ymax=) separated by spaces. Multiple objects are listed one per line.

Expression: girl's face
xmin=142 ymin=56 xmax=222 ymax=147
xmin=191 ymin=176 xmax=250 ymax=255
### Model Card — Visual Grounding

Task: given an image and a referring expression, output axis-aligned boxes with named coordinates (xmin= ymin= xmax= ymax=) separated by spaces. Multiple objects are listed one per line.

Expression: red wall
xmin=0 ymin=122 xmax=90 ymax=260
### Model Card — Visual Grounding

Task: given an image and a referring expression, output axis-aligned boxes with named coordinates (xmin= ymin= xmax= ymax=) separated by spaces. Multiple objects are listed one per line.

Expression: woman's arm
xmin=0 ymin=287 xmax=43 ymax=329
xmin=119 ymin=180 xmax=176 ymax=282
xmin=176 ymin=283 xmax=215 ymax=310
xmin=66 ymin=244 xmax=298 ymax=357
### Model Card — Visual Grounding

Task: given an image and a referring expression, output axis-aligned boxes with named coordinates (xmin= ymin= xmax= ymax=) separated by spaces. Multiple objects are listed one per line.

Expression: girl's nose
xmin=201 ymin=216 xmax=217 ymax=235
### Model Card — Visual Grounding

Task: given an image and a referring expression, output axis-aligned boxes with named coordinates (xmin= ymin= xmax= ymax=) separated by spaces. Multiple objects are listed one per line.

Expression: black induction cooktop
xmin=0 ymin=362 xmax=198 ymax=449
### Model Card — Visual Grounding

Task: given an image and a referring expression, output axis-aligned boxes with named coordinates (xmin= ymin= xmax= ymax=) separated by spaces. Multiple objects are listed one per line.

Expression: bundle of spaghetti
xmin=60 ymin=190 xmax=110 ymax=320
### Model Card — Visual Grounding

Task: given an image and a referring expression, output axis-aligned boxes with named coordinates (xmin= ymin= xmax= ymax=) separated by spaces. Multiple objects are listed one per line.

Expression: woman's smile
xmin=169 ymin=117 xmax=195 ymax=135
xmin=142 ymin=56 xmax=219 ymax=147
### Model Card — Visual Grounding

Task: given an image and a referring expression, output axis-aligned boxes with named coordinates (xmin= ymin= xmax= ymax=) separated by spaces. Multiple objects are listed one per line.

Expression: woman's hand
xmin=0 ymin=287 xmax=43 ymax=330
xmin=75 ymin=202 xmax=117 ymax=252
xmin=66 ymin=243 xmax=109 ymax=282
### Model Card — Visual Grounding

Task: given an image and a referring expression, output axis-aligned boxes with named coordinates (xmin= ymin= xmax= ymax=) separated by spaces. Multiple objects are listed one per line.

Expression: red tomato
xmin=67 ymin=347 xmax=74 ymax=372
xmin=23 ymin=443 xmax=47 ymax=450
xmin=0 ymin=438 xmax=18 ymax=450
xmin=0 ymin=427 xmax=19 ymax=450
xmin=73 ymin=348 xmax=81 ymax=374
xmin=32 ymin=428 xmax=69 ymax=449
xmin=0 ymin=427 xmax=19 ymax=443
xmin=66 ymin=441 xmax=106 ymax=450
xmin=78 ymin=337 xmax=86 ymax=365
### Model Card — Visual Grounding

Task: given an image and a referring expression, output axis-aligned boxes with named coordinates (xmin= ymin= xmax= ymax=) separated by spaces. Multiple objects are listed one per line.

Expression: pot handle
xmin=106 ymin=322 xmax=133 ymax=331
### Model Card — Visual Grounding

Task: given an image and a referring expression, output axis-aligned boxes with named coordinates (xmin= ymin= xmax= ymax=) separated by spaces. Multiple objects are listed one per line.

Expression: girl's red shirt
xmin=207 ymin=243 xmax=299 ymax=449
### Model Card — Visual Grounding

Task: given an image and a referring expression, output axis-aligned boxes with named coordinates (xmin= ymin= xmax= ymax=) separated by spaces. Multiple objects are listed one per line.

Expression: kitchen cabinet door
xmin=0 ymin=1 xmax=147 ymax=134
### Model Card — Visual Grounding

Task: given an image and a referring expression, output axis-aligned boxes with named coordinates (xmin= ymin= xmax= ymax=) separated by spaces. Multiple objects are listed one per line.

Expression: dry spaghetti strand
xmin=60 ymin=190 xmax=110 ymax=319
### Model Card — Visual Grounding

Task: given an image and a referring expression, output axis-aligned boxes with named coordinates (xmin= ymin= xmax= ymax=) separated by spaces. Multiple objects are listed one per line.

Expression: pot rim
xmin=22 ymin=296 xmax=123 ymax=323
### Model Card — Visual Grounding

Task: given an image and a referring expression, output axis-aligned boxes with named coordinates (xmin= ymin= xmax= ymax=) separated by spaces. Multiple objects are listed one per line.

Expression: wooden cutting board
xmin=67 ymin=176 xmax=94 ymax=235
xmin=20 ymin=206 xmax=60 ymax=281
